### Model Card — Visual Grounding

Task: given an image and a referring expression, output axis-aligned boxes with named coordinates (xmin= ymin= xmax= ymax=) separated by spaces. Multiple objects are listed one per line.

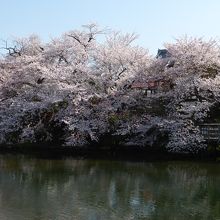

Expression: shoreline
xmin=0 ymin=145 xmax=219 ymax=162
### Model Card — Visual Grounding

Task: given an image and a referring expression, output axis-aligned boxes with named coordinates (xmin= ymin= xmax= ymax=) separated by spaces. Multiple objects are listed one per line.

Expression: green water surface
xmin=0 ymin=154 xmax=220 ymax=220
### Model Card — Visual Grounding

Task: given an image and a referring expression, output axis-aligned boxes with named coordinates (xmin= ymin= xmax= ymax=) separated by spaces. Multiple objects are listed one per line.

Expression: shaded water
xmin=0 ymin=154 xmax=220 ymax=220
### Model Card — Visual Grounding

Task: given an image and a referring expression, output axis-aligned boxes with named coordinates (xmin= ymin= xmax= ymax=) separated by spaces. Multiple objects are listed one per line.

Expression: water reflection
xmin=0 ymin=155 xmax=219 ymax=220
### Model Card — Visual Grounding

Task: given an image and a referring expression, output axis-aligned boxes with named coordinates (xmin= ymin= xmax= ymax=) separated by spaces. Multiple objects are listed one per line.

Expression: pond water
xmin=0 ymin=154 xmax=220 ymax=220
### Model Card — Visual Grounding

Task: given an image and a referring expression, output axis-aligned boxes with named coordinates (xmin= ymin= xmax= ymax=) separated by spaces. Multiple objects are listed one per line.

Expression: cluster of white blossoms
xmin=0 ymin=25 xmax=220 ymax=153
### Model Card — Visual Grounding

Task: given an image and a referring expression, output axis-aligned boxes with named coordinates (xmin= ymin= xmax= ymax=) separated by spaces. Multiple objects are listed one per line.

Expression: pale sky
xmin=0 ymin=0 xmax=220 ymax=54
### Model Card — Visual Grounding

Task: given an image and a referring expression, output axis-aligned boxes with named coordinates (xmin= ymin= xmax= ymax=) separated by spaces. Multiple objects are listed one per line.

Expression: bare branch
xmin=1 ymin=40 xmax=22 ymax=57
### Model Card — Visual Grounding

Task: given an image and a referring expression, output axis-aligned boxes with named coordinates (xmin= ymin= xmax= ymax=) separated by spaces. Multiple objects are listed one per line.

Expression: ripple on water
xmin=0 ymin=155 xmax=220 ymax=220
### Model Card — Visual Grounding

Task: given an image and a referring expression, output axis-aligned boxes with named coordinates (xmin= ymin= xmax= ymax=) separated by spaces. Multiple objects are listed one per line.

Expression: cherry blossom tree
xmin=1 ymin=26 xmax=220 ymax=153
xmin=0 ymin=24 xmax=151 ymax=148
xmin=149 ymin=37 xmax=220 ymax=152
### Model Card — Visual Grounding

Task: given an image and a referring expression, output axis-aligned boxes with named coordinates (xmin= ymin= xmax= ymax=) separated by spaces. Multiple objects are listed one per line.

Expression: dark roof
xmin=156 ymin=49 xmax=171 ymax=59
